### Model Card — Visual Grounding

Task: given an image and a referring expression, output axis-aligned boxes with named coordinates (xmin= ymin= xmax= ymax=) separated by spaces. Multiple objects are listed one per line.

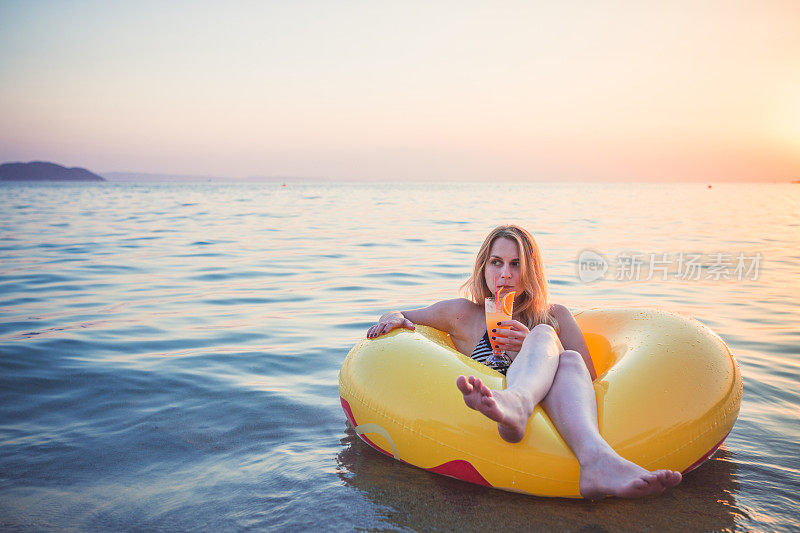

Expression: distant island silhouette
xmin=0 ymin=161 xmax=106 ymax=182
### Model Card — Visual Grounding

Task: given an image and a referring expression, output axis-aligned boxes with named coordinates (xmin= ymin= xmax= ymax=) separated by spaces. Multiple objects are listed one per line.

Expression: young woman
xmin=366 ymin=225 xmax=682 ymax=499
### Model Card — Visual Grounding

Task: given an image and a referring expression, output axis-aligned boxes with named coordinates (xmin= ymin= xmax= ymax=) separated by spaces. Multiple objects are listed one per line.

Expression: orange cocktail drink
xmin=484 ymin=291 xmax=515 ymax=360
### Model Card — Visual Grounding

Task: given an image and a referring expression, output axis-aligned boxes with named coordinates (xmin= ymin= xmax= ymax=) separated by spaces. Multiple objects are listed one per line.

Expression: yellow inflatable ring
xmin=339 ymin=308 xmax=742 ymax=498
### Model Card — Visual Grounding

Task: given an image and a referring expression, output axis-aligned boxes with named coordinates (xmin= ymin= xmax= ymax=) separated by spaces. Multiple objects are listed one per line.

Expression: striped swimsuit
xmin=470 ymin=332 xmax=511 ymax=375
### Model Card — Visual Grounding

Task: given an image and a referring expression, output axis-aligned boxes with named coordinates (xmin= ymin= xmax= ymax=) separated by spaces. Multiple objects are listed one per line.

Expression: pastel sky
xmin=1 ymin=1 xmax=799 ymax=181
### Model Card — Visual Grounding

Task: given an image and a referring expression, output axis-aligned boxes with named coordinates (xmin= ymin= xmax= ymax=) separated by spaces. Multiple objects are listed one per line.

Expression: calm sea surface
xmin=0 ymin=181 xmax=798 ymax=532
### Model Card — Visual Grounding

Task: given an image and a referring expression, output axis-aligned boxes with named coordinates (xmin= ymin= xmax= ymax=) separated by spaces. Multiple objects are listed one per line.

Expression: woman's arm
xmin=366 ymin=299 xmax=475 ymax=339
xmin=551 ymin=304 xmax=597 ymax=380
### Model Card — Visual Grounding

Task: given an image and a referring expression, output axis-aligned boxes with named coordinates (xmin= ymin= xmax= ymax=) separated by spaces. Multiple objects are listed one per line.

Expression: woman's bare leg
xmin=541 ymin=349 xmax=682 ymax=499
xmin=456 ymin=324 xmax=563 ymax=442
xmin=457 ymin=323 xmax=682 ymax=498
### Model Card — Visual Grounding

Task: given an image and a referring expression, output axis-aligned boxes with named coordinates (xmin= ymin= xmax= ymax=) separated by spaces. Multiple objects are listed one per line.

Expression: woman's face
xmin=484 ymin=237 xmax=522 ymax=296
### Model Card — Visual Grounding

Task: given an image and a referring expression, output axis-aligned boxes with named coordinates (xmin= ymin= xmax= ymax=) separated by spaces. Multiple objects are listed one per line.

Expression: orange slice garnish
xmin=501 ymin=291 xmax=515 ymax=316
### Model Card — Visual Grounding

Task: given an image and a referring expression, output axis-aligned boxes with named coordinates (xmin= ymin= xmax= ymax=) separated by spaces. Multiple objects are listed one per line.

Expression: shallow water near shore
xmin=1 ymin=181 xmax=798 ymax=531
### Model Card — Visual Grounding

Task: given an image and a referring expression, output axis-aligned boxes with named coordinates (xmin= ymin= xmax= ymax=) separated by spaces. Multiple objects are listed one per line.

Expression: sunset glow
xmin=1 ymin=1 xmax=798 ymax=181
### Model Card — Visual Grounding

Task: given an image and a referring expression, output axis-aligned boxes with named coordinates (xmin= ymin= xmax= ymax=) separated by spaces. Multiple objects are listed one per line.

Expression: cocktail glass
xmin=485 ymin=295 xmax=513 ymax=366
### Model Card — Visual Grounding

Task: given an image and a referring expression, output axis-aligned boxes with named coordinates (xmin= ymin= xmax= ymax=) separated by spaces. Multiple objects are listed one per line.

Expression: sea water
xmin=0 ymin=181 xmax=798 ymax=531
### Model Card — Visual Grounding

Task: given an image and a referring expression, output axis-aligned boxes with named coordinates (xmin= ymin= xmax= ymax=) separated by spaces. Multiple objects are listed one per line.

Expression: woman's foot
xmin=456 ymin=375 xmax=532 ymax=443
xmin=578 ymin=444 xmax=682 ymax=499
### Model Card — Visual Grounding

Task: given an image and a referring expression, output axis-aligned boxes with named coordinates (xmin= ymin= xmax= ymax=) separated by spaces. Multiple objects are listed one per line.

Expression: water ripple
xmin=0 ymin=181 xmax=797 ymax=531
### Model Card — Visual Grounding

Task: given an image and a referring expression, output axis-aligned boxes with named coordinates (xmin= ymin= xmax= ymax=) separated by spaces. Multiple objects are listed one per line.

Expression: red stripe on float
xmin=682 ymin=431 xmax=730 ymax=474
xmin=342 ymin=397 xmax=490 ymax=484
xmin=340 ymin=397 xmax=393 ymax=457
xmin=340 ymin=397 xmax=357 ymax=427
xmin=428 ymin=460 xmax=492 ymax=487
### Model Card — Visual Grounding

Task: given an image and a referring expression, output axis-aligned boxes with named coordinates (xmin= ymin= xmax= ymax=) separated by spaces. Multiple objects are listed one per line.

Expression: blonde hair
xmin=461 ymin=225 xmax=558 ymax=331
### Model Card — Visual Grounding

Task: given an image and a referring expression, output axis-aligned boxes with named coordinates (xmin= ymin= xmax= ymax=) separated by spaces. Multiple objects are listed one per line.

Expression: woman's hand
xmin=491 ymin=320 xmax=530 ymax=360
xmin=367 ymin=311 xmax=415 ymax=339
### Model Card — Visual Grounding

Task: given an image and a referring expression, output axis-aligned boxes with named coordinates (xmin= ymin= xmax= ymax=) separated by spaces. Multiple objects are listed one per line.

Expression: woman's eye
xmin=491 ymin=259 xmax=501 ymax=266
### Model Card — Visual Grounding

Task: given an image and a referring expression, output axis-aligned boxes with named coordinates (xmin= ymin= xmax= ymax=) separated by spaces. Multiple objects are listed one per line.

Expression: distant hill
xmin=0 ymin=161 xmax=106 ymax=181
